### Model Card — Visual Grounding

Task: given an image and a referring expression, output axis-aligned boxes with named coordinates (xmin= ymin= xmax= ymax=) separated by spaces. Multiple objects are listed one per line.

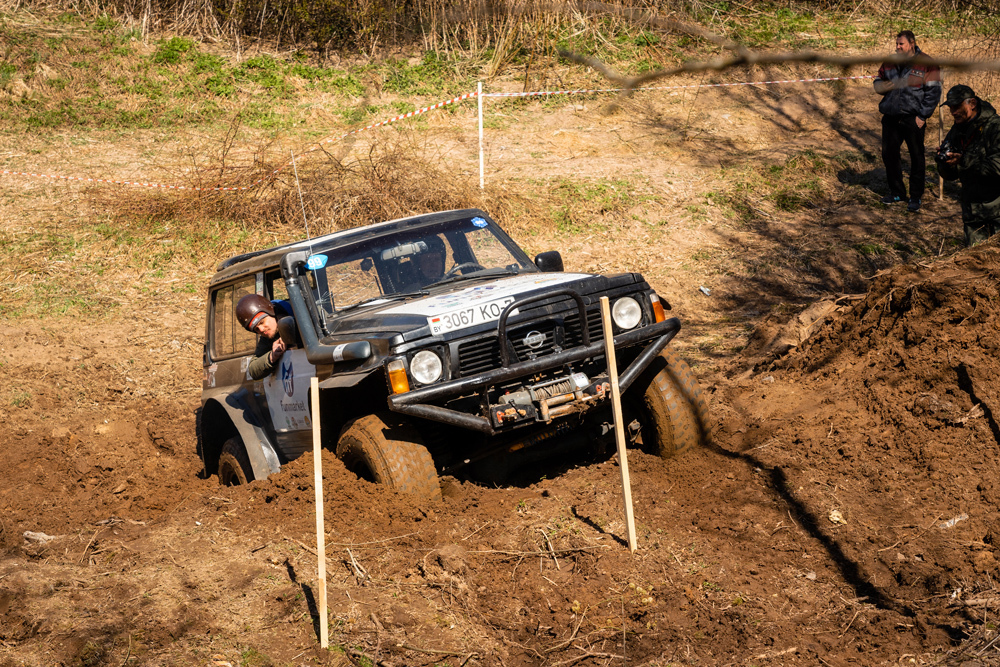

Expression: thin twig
xmin=79 ymin=529 xmax=100 ymax=563
xmin=461 ymin=522 xmax=491 ymax=541
xmin=347 ymin=548 xmax=369 ymax=585
xmin=979 ymin=630 xmax=1000 ymax=655
xmin=346 ymin=647 xmax=393 ymax=667
xmin=951 ymin=597 xmax=1000 ymax=608
xmin=551 ymin=647 xmax=625 ymax=667
xmin=397 ymin=643 xmax=475 ymax=659
xmin=162 ymin=492 xmax=195 ymax=520
xmin=877 ymin=514 xmax=942 ymax=552
xmin=544 ymin=612 xmax=586 ymax=654
xmin=118 ymin=635 xmax=131 ymax=667
xmin=468 ymin=546 xmax=608 ymax=556
xmin=840 ymin=609 xmax=861 ymax=638
xmin=326 ymin=531 xmax=420 ymax=547
xmin=539 ymin=529 xmax=560 ymax=571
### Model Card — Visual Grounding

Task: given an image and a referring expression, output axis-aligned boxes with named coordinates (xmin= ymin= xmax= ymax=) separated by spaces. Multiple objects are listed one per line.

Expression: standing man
xmin=935 ymin=85 xmax=1000 ymax=246
xmin=874 ymin=30 xmax=942 ymax=213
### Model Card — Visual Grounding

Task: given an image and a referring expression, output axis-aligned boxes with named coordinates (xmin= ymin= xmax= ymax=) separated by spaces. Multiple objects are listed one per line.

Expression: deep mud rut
xmin=3 ymin=241 xmax=1000 ymax=667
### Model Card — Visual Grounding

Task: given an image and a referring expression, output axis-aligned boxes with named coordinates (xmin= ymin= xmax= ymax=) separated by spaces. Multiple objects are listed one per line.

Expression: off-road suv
xmin=198 ymin=208 xmax=710 ymax=498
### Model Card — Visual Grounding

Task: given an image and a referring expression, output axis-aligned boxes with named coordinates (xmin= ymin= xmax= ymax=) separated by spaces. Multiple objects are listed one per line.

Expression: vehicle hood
xmin=324 ymin=272 xmax=624 ymax=338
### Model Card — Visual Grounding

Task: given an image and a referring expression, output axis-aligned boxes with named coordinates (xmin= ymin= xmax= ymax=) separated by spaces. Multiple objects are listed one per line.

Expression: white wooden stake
xmin=599 ymin=296 xmax=637 ymax=553
xmin=478 ymin=81 xmax=484 ymax=190
xmin=311 ymin=376 xmax=329 ymax=648
xmin=938 ymin=104 xmax=945 ymax=201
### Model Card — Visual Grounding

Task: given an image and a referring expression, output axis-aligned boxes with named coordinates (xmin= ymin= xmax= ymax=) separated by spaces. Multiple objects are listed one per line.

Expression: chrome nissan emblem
xmin=523 ymin=330 xmax=545 ymax=349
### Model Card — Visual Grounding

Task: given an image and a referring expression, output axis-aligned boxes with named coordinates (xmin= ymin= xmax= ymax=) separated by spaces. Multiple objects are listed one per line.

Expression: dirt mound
xmin=711 ymin=238 xmax=1000 ymax=662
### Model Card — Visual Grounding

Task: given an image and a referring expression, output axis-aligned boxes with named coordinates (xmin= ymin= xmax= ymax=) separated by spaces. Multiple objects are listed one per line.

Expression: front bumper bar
xmin=387 ymin=317 xmax=681 ymax=434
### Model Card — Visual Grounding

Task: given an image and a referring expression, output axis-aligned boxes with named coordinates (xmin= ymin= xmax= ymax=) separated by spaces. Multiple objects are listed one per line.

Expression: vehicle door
xmin=206 ymin=276 xmax=270 ymax=428
xmin=257 ymin=269 xmax=316 ymax=461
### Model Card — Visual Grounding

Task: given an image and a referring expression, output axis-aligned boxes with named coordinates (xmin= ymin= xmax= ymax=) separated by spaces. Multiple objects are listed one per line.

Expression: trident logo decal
xmin=281 ymin=360 xmax=294 ymax=397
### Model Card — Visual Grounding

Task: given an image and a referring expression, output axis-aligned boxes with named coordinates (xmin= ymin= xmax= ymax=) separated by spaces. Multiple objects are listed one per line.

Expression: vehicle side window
xmin=210 ymin=278 xmax=257 ymax=359
xmin=265 ymin=270 xmax=288 ymax=302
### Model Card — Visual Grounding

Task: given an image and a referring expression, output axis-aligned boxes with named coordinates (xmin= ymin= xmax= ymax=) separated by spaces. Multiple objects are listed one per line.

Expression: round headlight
xmin=410 ymin=350 xmax=443 ymax=385
xmin=612 ymin=297 xmax=642 ymax=330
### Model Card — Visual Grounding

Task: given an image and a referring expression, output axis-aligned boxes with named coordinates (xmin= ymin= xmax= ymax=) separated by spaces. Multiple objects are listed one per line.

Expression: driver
xmin=406 ymin=236 xmax=447 ymax=288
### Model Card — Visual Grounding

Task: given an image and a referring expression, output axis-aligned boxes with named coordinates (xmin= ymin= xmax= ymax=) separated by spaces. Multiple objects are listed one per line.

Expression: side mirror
xmin=534 ymin=251 xmax=564 ymax=273
xmin=277 ymin=316 xmax=303 ymax=349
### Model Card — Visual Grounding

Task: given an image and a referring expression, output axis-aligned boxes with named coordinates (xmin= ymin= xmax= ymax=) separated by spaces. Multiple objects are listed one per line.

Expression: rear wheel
xmin=218 ymin=436 xmax=254 ymax=486
xmin=337 ymin=413 xmax=442 ymax=500
xmin=634 ymin=347 xmax=711 ymax=458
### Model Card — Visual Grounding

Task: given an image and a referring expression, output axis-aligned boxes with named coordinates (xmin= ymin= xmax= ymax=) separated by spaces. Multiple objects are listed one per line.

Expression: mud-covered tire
xmin=634 ymin=347 xmax=711 ymax=458
xmin=218 ymin=436 xmax=254 ymax=486
xmin=337 ymin=413 xmax=442 ymax=501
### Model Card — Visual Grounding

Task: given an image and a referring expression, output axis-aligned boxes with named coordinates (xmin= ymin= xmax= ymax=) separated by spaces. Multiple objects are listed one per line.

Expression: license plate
xmin=427 ymin=297 xmax=516 ymax=335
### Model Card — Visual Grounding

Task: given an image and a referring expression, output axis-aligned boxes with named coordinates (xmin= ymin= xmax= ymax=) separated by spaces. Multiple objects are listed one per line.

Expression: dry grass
xmin=89 ymin=125 xmax=554 ymax=247
xmin=5 ymin=0 xmax=954 ymax=62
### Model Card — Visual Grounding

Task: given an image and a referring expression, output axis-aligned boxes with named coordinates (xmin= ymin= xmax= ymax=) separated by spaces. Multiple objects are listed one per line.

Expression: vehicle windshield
xmin=305 ymin=214 xmax=536 ymax=316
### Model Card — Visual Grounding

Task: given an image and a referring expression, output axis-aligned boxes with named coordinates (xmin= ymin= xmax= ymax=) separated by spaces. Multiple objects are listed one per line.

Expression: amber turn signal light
xmin=387 ymin=359 xmax=410 ymax=394
xmin=650 ymin=293 xmax=666 ymax=323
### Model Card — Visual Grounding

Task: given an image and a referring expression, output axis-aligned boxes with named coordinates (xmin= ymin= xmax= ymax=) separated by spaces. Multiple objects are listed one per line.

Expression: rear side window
xmin=265 ymin=270 xmax=288 ymax=302
xmin=210 ymin=278 xmax=257 ymax=359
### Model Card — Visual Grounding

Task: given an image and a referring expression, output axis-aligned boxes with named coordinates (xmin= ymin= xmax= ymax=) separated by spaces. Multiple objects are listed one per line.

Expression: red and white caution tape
xmin=481 ymin=74 xmax=874 ymax=98
xmin=290 ymin=90 xmax=478 ymax=167
xmin=0 ymin=75 xmax=872 ymax=192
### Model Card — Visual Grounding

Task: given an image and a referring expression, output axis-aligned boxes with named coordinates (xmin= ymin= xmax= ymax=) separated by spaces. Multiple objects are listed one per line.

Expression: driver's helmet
xmin=420 ymin=235 xmax=446 ymax=260
xmin=236 ymin=294 xmax=274 ymax=332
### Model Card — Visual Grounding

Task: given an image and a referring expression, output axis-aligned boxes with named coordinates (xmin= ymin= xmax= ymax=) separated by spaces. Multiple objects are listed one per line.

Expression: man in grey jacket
xmin=874 ymin=31 xmax=942 ymax=212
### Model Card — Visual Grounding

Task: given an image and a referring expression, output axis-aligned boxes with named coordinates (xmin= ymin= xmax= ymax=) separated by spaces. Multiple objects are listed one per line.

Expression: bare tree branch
xmin=561 ymin=49 xmax=1000 ymax=95
xmin=568 ymin=1 xmax=752 ymax=56
xmin=555 ymin=8 xmax=1000 ymax=98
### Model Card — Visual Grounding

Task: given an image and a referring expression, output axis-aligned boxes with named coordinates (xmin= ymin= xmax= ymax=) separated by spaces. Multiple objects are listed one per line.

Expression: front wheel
xmin=337 ymin=413 xmax=442 ymax=500
xmin=218 ymin=436 xmax=254 ymax=486
xmin=633 ymin=348 xmax=711 ymax=458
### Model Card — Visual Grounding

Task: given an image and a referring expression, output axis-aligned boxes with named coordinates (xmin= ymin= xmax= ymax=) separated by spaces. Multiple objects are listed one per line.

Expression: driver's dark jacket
xmin=247 ymin=300 xmax=291 ymax=380
xmin=936 ymin=101 xmax=1000 ymax=223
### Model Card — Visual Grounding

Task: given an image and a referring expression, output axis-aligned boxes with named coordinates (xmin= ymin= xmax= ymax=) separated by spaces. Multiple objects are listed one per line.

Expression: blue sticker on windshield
xmin=306 ymin=254 xmax=328 ymax=270
xmin=471 ymin=217 xmax=488 ymax=228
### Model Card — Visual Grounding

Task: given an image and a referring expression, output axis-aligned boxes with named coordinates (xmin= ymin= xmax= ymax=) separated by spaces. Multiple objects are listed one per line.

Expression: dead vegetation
xmin=92 ymin=125 xmax=542 ymax=238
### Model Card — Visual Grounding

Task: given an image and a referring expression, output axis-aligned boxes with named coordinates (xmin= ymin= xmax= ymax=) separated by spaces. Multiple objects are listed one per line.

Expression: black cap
xmin=943 ymin=84 xmax=976 ymax=108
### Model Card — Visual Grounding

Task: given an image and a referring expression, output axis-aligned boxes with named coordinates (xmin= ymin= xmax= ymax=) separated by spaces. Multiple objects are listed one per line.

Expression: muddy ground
xmin=3 ymin=40 xmax=1000 ymax=667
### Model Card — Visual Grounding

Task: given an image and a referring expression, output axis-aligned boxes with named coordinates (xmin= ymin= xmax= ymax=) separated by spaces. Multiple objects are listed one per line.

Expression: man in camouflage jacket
xmin=935 ymin=85 xmax=1000 ymax=246
xmin=874 ymin=30 xmax=942 ymax=212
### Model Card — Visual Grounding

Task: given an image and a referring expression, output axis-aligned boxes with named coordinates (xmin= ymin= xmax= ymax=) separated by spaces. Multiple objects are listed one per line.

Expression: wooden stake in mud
xmin=311 ymin=376 xmax=329 ymax=648
xmin=478 ymin=81 xmax=485 ymax=190
xmin=599 ymin=297 xmax=637 ymax=553
xmin=938 ymin=104 xmax=945 ymax=201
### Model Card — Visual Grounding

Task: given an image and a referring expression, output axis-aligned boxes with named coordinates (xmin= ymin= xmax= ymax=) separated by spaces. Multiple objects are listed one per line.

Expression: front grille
xmin=456 ymin=308 xmax=605 ymax=377
xmin=564 ymin=311 xmax=606 ymax=347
